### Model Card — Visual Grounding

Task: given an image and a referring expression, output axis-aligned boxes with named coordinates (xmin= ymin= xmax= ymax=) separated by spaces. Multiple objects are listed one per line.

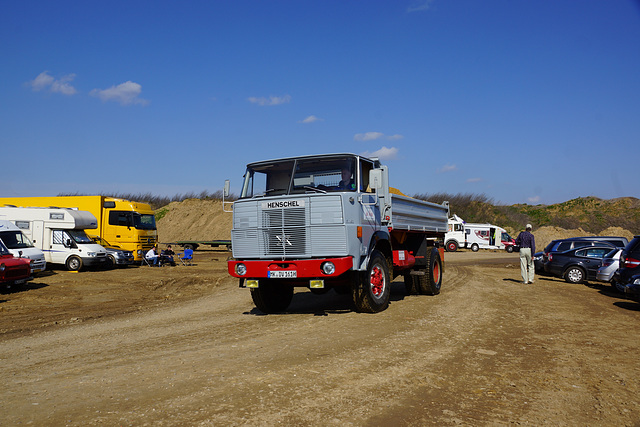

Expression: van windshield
xmin=67 ymin=230 xmax=94 ymax=244
xmin=0 ymin=230 xmax=34 ymax=249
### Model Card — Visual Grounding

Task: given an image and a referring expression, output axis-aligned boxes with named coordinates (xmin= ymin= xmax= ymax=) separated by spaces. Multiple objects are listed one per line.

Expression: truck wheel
xmin=417 ymin=248 xmax=442 ymax=295
xmin=404 ymin=272 xmax=418 ymax=295
xmin=564 ymin=266 xmax=585 ymax=284
xmin=471 ymin=243 xmax=479 ymax=252
xmin=250 ymin=281 xmax=294 ymax=313
xmin=352 ymin=250 xmax=390 ymax=313
xmin=445 ymin=240 xmax=458 ymax=252
xmin=66 ymin=256 xmax=83 ymax=272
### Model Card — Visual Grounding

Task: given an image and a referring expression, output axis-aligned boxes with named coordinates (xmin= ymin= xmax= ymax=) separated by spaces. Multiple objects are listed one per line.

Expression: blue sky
xmin=2 ymin=0 xmax=639 ymax=205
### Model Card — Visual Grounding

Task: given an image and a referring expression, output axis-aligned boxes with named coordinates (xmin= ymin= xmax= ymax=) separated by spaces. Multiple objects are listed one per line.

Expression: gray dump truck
xmin=226 ymin=153 xmax=449 ymax=313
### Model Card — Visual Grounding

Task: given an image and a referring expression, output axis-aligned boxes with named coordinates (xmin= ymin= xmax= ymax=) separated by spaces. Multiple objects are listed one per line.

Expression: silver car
xmin=596 ymin=248 xmax=622 ymax=290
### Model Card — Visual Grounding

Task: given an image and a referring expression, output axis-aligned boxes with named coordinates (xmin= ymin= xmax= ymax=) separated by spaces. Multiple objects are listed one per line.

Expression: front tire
xmin=445 ymin=240 xmax=458 ymax=252
xmin=250 ymin=281 xmax=293 ymax=313
xmin=506 ymin=245 xmax=514 ymax=253
xmin=352 ymin=250 xmax=391 ymax=313
xmin=417 ymin=247 xmax=442 ymax=295
xmin=66 ymin=256 xmax=83 ymax=272
xmin=564 ymin=266 xmax=585 ymax=284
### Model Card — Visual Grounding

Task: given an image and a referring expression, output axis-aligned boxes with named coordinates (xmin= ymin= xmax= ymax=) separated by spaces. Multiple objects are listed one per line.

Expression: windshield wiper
xmin=303 ymin=186 xmax=327 ymax=194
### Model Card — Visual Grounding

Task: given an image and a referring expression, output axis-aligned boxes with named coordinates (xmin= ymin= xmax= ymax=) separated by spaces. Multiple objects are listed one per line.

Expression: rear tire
xmin=66 ymin=256 xmax=83 ymax=272
xmin=417 ymin=247 xmax=442 ymax=295
xmin=471 ymin=243 xmax=479 ymax=252
xmin=352 ymin=250 xmax=390 ymax=313
xmin=564 ymin=266 xmax=585 ymax=284
xmin=250 ymin=281 xmax=293 ymax=313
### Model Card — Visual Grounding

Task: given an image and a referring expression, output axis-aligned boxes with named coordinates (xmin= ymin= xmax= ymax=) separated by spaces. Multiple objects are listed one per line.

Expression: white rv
xmin=445 ymin=215 xmax=516 ymax=252
xmin=0 ymin=207 xmax=108 ymax=271
xmin=0 ymin=220 xmax=46 ymax=274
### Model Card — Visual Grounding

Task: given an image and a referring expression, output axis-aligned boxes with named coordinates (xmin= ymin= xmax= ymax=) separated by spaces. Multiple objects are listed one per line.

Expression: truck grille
xmin=232 ymin=196 xmax=347 ymax=259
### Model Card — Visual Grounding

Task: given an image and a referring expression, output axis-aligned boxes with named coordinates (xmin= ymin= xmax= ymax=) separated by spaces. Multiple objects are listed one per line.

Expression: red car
xmin=0 ymin=240 xmax=31 ymax=288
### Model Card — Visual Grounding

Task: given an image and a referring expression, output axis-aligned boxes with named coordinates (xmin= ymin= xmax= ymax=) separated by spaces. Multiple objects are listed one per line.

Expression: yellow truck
xmin=0 ymin=196 xmax=157 ymax=261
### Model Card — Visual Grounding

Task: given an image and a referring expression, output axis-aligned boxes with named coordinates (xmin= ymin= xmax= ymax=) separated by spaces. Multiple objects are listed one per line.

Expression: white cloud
xmin=361 ymin=146 xmax=399 ymax=160
xmin=354 ymin=132 xmax=384 ymax=141
xmin=90 ymin=81 xmax=148 ymax=106
xmin=407 ymin=0 xmax=435 ymax=13
xmin=466 ymin=177 xmax=482 ymax=183
xmin=438 ymin=164 xmax=457 ymax=173
xmin=29 ymin=71 xmax=77 ymax=95
xmin=354 ymin=132 xmax=404 ymax=142
xmin=248 ymin=94 xmax=291 ymax=106
xmin=299 ymin=115 xmax=323 ymax=124
xmin=527 ymin=196 xmax=541 ymax=203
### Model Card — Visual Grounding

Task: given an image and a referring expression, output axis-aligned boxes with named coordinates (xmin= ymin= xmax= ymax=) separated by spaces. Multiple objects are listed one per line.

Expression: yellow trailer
xmin=0 ymin=196 xmax=157 ymax=261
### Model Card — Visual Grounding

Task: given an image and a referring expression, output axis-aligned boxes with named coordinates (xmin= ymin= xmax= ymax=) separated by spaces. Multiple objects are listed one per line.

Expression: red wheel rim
xmin=370 ymin=265 xmax=385 ymax=297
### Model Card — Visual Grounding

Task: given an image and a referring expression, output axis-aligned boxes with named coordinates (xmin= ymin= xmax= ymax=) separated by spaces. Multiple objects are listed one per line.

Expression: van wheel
xmin=506 ymin=245 xmax=514 ymax=253
xmin=250 ymin=281 xmax=293 ymax=313
xmin=352 ymin=250 xmax=390 ymax=313
xmin=471 ymin=243 xmax=479 ymax=252
xmin=66 ymin=256 xmax=83 ymax=272
xmin=417 ymin=247 xmax=442 ymax=295
xmin=445 ymin=240 xmax=458 ymax=252
xmin=564 ymin=266 xmax=585 ymax=284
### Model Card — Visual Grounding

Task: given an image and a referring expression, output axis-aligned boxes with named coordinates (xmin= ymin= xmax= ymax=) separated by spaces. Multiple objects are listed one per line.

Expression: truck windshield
xmin=68 ymin=230 xmax=94 ymax=244
xmin=0 ymin=230 xmax=34 ymax=249
xmin=134 ymin=213 xmax=156 ymax=230
xmin=240 ymin=156 xmax=358 ymax=198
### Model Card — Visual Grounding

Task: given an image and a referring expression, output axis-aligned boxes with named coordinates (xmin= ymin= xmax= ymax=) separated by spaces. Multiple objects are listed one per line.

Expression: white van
xmin=445 ymin=215 xmax=516 ymax=252
xmin=0 ymin=220 xmax=46 ymax=274
xmin=0 ymin=206 xmax=108 ymax=271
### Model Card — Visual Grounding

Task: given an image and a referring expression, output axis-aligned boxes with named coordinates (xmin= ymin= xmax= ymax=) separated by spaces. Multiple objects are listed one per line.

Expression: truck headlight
xmin=321 ymin=261 xmax=336 ymax=275
xmin=235 ymin=263 xmax=247 ymax=276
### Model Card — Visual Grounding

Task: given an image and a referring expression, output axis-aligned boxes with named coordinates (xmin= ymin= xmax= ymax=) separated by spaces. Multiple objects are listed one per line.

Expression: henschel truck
xmin=226 ymin=153 xmax=449 ymax=313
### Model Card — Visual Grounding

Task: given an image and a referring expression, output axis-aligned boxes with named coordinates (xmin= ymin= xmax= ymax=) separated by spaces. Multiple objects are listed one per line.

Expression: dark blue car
xmin=545 ymin=245 xmax=613 ymax=284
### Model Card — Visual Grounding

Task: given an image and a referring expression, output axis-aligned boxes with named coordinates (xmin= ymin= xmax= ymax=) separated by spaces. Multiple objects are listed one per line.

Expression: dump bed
xmin=390 ymin=194 xmax=449 ymax=233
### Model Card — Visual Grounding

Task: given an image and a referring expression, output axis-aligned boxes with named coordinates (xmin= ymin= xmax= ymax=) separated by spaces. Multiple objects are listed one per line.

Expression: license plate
xmin=268 ymin=270 xmax=297 ymax=278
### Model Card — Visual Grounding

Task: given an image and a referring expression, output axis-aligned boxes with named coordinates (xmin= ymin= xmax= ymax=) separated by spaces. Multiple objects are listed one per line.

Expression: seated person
xmin=145 ymin=245 xmax=161 ymax=266
xmin=161 ymin=245 xmax=176 ymax=266
xmin=338 ymin=165 xmax=356 ymax=191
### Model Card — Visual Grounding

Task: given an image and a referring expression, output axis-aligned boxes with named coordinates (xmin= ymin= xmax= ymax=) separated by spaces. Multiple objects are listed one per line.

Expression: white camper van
xmin=0 ymin=220 xmax=46 ymax=274
xmin=445 ymin=215 xmax=516 ymax=252
xmin=0 ymin=206 xmax=108 ymax=271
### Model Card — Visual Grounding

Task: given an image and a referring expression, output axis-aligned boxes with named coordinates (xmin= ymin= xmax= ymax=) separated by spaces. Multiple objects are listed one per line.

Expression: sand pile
xmin=156 ymin=199 xmax=232 ymax=244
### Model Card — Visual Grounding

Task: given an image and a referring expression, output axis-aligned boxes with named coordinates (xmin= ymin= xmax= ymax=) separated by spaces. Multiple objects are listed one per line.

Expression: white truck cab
xmin=0 ymin=206 xmax=108 ymax=271
xmin=0 ymin=220 xmax=46 ymax=274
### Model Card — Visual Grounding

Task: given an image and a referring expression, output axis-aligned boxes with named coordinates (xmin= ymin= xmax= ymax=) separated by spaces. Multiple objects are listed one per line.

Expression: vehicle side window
xmin=573 ymin=241 xmax=590 ymax=249
xmin=557 ymin=242 xmax=570 ymax=251
xmin=52 ymin=230 xmax=65 ymax=245
xmin=585 ymin=248 xmax=608 ymax=258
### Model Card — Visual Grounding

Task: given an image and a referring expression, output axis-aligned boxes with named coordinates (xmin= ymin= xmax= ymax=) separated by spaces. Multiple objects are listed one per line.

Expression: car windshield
xmin=0 ymin=230 xmax=34 ymax=249
xmin=240 ymin=156 xmax=359 ymax=198
xmin=67 ymin=230 xmax=94 ymax=244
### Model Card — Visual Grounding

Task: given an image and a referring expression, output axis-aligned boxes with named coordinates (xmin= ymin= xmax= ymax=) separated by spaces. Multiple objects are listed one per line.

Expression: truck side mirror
xmin=224 ymin=180 xmax=230 ymax=198
xmin=222 ymin=180 xmax=233 ymax=213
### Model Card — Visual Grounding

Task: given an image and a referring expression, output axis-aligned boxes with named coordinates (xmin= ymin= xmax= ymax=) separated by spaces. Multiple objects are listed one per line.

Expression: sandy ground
xmin=1 ymin=249 xmax=639 ymax=426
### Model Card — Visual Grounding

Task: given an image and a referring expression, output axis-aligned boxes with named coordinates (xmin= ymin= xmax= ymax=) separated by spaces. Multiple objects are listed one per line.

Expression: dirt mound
xmin=156 ymin=199 xmax=232 ymax=244
xmin=532 ymin=226 xmax=634 ymax=252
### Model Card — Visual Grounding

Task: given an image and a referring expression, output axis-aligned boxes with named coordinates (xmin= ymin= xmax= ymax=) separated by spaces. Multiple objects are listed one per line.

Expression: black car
xmin=544 ymin=245 xmax=614 ymax=284
xmin=540 ymin=237 xmax=625 ymax=272
xmin=618 ymin=235 xmax=640 ymax=285
xmin=624 ymin=274 xmax=640 ymax=302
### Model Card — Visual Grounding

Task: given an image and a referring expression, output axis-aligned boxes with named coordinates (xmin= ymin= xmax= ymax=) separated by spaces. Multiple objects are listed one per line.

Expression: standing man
xmin=515 ymin=224 xmax=536 ymax=284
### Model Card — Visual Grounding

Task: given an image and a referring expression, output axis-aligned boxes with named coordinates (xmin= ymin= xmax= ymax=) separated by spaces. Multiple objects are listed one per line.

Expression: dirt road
xmin=1 ymin=250 xmax=639 ymax=425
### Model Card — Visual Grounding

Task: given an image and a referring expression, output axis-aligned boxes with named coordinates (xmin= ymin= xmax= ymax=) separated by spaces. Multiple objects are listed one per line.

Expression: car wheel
xmin=506 ymin=245 xmax=514 ymax=253
xmin=564 ymin=266 xmax=585 ymax=284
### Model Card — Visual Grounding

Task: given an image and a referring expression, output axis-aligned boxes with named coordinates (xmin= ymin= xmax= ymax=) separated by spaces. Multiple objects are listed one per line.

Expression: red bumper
xmin=228 ymin=257 xmax=353 ymax=279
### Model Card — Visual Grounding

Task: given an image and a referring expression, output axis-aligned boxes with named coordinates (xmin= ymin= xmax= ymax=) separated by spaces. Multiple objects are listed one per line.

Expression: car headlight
xmin=87 ymin=252 xmax=97 ymax=257
xmin=235 ymin=263 xmax=247 ymax=276
xmin=0 ymin=263 xmax=5 ymax=272
xmin=321 ymin=261 xmax=336 ymax=275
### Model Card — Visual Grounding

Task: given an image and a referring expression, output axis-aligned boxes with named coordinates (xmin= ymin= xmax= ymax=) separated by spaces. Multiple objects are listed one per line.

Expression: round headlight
xmin=321 ymin=261 xmax=336 ymax=275
xmin=236 ymin=263 xmax=247 ymax=276
xmin=0 ymin=263 xmax=5 ymax=272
